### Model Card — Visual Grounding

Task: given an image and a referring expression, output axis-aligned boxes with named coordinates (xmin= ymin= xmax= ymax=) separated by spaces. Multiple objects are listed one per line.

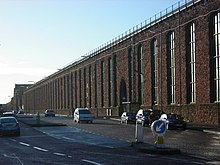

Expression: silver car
xmin=73 ymin=108 xmax=93 ymax=123
xmin=0 ymin=117 xmax=20 ymax=136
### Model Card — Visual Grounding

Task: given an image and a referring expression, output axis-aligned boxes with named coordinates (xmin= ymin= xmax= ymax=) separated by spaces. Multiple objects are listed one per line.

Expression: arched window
xmin=151 ymin=39 xmax=158 ymax=105
xmin=128 ymin=47 xmax=134 ymax=101
xmin=186 ymin=23 xmax=196 ymax=103
xmin=167 ymin=31 xmax=175 ymax=104
xmin=210 ymin=12 xmax=220 ymax=102
xmin=101 ymin=61 xmax=105 ymax=107
xmin=214 ymin=13 xmax=220 ymax=102
xmin=138 ymin=45 xmax=144 ymax=105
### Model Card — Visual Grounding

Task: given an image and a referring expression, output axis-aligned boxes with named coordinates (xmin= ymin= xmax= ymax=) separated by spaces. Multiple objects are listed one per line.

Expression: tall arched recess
xmin=120 ymin=79 xmax=127 ymax=115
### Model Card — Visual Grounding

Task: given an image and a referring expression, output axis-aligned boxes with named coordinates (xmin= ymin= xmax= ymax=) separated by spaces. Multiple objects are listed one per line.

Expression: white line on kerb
xmin=81 ymin=159 xmax=104 ymax=165
xmin=33 ymin=147 xmax=48 ymax=152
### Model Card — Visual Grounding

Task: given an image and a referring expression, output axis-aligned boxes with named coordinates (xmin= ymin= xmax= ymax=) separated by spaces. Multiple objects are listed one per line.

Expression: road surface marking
xmin=33 ymin=147 xmax=48 ymax=152
xmin=53 ymin=152 xmax=66 ymax=156
xmin=19 ymin=142 xmax=30 ymax=147
xmin=82 ymin=159 xmax=104 ymax=165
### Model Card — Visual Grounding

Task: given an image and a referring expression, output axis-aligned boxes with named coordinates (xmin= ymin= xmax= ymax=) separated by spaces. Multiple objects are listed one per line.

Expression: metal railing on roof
xmin=50 ymin=0 xmax=201 ymax=78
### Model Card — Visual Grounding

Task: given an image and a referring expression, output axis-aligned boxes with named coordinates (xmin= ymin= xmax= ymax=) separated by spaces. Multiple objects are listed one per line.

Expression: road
xmin=0 ymin=116 xmax=219 ymax=164
xmin=42 ymin=116 xmax=220 ymax=163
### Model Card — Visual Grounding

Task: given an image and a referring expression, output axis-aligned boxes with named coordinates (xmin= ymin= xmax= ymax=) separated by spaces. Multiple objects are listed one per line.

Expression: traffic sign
xmin=151 ymin=120 xmax=166 ymax=136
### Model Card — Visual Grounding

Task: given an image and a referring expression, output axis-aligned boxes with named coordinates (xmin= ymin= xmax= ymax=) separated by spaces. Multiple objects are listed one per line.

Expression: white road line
xmin=53 ymin=152 xmax=66 ymax=156
xmin=10 ymin=138 xmax=17 ymax=142
xmin=19 ymin=142 xmax=30 ymax=147
xmin=81 ymin=159 xmax=104 ymax=165
xmin=33 ymin=147 xmax=48 ymax=152
xmin=62 ymin=136 xmax=72 ymax=140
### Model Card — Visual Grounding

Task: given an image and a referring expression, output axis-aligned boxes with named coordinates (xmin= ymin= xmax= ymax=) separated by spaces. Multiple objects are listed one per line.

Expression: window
xmin=167 ymin=32 xmax=175 ymax=104
xmin=214 ymin=13 xmax=220 ymax=102
xmin=112 ymin=55 xmax=117 ymax=106
xmin=151 ymin=39 xmax=158 ymax=105
xmin=84 ymin=68 xmax=87 ymax=107
xmin=101 ymin=61 xmax=105 ymax=107
xmin=138 ymin=45 xmax=144 ymax=104
xmin=186 ymin=23 xmax=196 ymax=103
xmin=108 ymin=57 xmax=112 ymax=107
xmin=128 ymin=48 xmax=134 ymax=101
xmin=79 ymin=70 xmax=82 ymax=107
xmin=75 ymin=72 xmax=77 ymax=108
xmin=89 ymin=66 xmax=92 ymax=108
xmin=94 ymin=64 xmax=98 ymax=107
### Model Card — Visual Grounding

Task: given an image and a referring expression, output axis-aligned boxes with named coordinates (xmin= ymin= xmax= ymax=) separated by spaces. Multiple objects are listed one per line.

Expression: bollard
xmin=135 ymin=121 xmax=143 ymax=143
xmin=154 ymin=135 xmax=165 ymax=148
xmin=151 ymin=120 xmax=167 ymax=148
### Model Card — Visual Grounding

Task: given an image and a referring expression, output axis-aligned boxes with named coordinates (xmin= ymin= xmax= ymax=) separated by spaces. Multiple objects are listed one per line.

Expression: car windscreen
xmin=79 ymin=110 xmax=91 ymax=114
xmin=127 ymin=112 xmax=136 ymax=116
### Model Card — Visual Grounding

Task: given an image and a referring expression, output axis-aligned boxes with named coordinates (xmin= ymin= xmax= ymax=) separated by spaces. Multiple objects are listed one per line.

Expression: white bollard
xmin=135 ymin=121 xmax=143 ymax=143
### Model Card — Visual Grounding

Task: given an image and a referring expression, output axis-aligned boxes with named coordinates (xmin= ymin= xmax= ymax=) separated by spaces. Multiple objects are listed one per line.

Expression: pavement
xmin=17 ymin=114 xmax=220 ymax=155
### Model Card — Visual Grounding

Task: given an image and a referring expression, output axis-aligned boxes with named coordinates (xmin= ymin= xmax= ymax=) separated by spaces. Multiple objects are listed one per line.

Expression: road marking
xmin=3 ymin=154 xmax=24 ymax=165
xmin=53 ymin=152 xmax=66 ymax=156
xmin=62 ymin=136 xmax=73 ymax=140
xmin=33 ymin=147 xmax=48 ymax=152
xmin=19 ymin=142 xmax=30 ymax=147
xmin=81 ymin=159 xmax=104 ymax=165
xmin=10 ymin=138 xmax=17 ymax=142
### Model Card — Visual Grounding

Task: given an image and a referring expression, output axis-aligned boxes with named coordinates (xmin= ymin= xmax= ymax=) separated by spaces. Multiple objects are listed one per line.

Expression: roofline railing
xmin=61 ymin=0 xmax=200 ymax=70
xmin=30 ymin=0 xmax=201 ymax=87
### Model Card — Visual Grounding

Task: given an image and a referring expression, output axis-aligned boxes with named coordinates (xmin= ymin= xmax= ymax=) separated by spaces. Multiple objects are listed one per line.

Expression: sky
xmin=0 ymin=0 xmax=179 ymax=104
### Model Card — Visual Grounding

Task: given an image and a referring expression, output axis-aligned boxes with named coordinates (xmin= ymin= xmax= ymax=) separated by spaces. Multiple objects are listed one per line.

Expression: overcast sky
xmin=0 ymin=0 xmax=179 ymax=104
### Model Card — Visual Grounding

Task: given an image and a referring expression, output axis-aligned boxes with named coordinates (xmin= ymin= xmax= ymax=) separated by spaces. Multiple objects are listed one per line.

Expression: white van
xmin=73 ymin=108 xmax=93 ymax=123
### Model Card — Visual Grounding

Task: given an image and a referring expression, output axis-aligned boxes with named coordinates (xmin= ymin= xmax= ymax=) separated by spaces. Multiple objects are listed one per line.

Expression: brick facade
xmin=23 ymin=0 xmax=220 ymax=125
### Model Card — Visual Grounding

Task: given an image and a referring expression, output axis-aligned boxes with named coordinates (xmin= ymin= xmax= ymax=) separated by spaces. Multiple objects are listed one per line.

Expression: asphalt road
xmin=41 ymin=116 xmax=220 ymax=163
xmin=1 ymin=116 xmax=219 ymax=165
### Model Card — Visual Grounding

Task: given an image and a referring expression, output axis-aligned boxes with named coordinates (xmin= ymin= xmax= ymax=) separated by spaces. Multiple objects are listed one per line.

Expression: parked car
xmin=160 ymin=113 xmax=187 ymax=130
xmin=136 ymin=109 xmax=162 ymax=126
xmin=44 ymin=109 xmax=56 ymax=117
xmin=0 ymin=117 xmax=20 ymax=136
xmin=73 ymin=108 xmax=93 ymax=123
xmin=1 ymin=111 xmax=16 ymax=118
xmin=120 ymin=112 xmax=136 ymax=124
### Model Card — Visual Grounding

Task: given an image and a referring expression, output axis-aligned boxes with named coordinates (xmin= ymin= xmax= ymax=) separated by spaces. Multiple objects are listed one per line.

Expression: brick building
xmin=23 ymin=0 xmax=220 ymax=125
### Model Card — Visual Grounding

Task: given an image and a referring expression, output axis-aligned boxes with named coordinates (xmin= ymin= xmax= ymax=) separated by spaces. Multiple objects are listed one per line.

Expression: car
xmin=44 ymin=109 xmax=56 ymax=117
xmin=73 ymin=108 xmax=93 ymax=123
xmin=0 ymin=117 xmax=20 ymax=136
xmin=120 ymin=112 xmax=136 ymax=124
xmin=136 ymin=109 xmax=162 ymax=126
xmin=2 ymin=111 xmax=16 ymax=118
xmin=160 ymin=113 xmax=187 ymax=130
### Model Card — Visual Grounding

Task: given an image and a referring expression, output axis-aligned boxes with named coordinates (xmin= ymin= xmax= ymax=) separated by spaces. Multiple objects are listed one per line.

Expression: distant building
xmin=14 ymin=84 xmax=33 ymax=112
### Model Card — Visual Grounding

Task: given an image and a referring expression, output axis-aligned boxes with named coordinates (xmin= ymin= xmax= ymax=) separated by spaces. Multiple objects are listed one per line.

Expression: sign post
xmin=151 ymin=120 xmax=166 ymax=148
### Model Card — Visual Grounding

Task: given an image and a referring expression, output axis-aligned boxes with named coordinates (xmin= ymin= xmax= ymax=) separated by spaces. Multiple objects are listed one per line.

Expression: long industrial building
xmin=23 ymin=0 xmax=220 ymax=125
